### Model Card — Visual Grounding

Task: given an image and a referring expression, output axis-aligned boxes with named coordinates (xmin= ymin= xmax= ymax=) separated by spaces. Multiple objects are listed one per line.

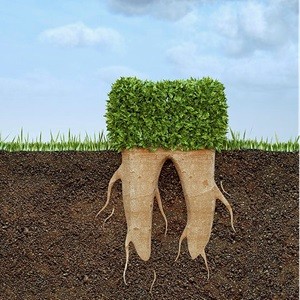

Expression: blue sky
xmin=0 ymin=0 xmax=298 ymax=141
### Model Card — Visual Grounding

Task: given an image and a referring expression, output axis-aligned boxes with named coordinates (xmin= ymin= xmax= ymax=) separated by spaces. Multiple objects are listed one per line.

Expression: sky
xmin=0 ymin=0 xmax=298 ymax=142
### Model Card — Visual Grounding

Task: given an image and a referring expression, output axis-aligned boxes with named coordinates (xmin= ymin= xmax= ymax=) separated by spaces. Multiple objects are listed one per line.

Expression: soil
xmin=0 ymin=150 xmax=298 ymax=300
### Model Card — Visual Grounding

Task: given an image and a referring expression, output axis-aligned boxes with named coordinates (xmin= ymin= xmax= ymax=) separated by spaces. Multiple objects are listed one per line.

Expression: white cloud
xmin=166 ymin=0 xmax=298 ymax=89
xmin=166 ymin=42 xmax=298 ymax=89
xmin=166 ymin=42 xmax=204 ymax=75
xmin=211 ymin=0 xmax=298 ymax=56
xmin=108 ymin=0 xmax=153 ymax=16
xmin=39 ymin=22 xmax=123 ymax=51
xmin=213 ymin=4 xmax=238 ymax=39
xmin=107 ymin=0 xmax=196 ymax=21
xmin=154 ymin=0 xmax=194 ymax=21
xmin=176 ymin=11 xmax=199 ymax=29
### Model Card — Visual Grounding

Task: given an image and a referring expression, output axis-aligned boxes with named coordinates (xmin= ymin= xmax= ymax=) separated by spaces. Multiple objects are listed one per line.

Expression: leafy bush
xmin=106 ymin=77 xmax=228 ymax=151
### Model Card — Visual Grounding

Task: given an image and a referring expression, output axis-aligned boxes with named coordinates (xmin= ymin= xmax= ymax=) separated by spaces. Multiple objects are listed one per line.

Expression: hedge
xmin=105 ymin=76 xmax=228 ymax=151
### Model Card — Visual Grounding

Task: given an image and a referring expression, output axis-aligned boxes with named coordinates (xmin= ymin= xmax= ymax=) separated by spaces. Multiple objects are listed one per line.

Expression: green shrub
xmin=106 ymin=76 xmax=228 ymax=151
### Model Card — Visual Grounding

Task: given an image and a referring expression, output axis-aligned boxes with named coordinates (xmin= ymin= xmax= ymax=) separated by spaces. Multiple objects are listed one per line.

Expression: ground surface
xmin=0 ymin=150 xmax=298 ymax=300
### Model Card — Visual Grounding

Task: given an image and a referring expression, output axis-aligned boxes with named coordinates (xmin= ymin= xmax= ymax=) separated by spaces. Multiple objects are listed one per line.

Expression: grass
xmin=0 ymin=129 xmax=298 ymax=152
xmin=0 ymin=130 xmax=112 ymax=152
xmin=222 ymin=129 xmax=299 ymax=152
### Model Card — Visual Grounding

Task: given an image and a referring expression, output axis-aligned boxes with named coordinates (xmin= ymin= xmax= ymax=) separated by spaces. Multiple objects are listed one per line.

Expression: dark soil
xmin=0 ymin=150 xmax=298 ymax=300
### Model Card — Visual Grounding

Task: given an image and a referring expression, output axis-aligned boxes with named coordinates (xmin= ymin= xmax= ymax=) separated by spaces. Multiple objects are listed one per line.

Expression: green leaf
xmin=106 ymin=76 xmax=228 ymax=151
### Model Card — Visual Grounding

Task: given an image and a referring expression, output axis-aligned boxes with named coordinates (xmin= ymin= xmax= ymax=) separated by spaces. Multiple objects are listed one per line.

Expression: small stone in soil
xmin=83 ymin=275 xmax=90 ymax=283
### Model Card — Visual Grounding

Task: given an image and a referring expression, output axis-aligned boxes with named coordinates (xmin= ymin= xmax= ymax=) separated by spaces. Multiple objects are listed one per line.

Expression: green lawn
xmin=0 ymin=129 xmax=298 ymax=152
